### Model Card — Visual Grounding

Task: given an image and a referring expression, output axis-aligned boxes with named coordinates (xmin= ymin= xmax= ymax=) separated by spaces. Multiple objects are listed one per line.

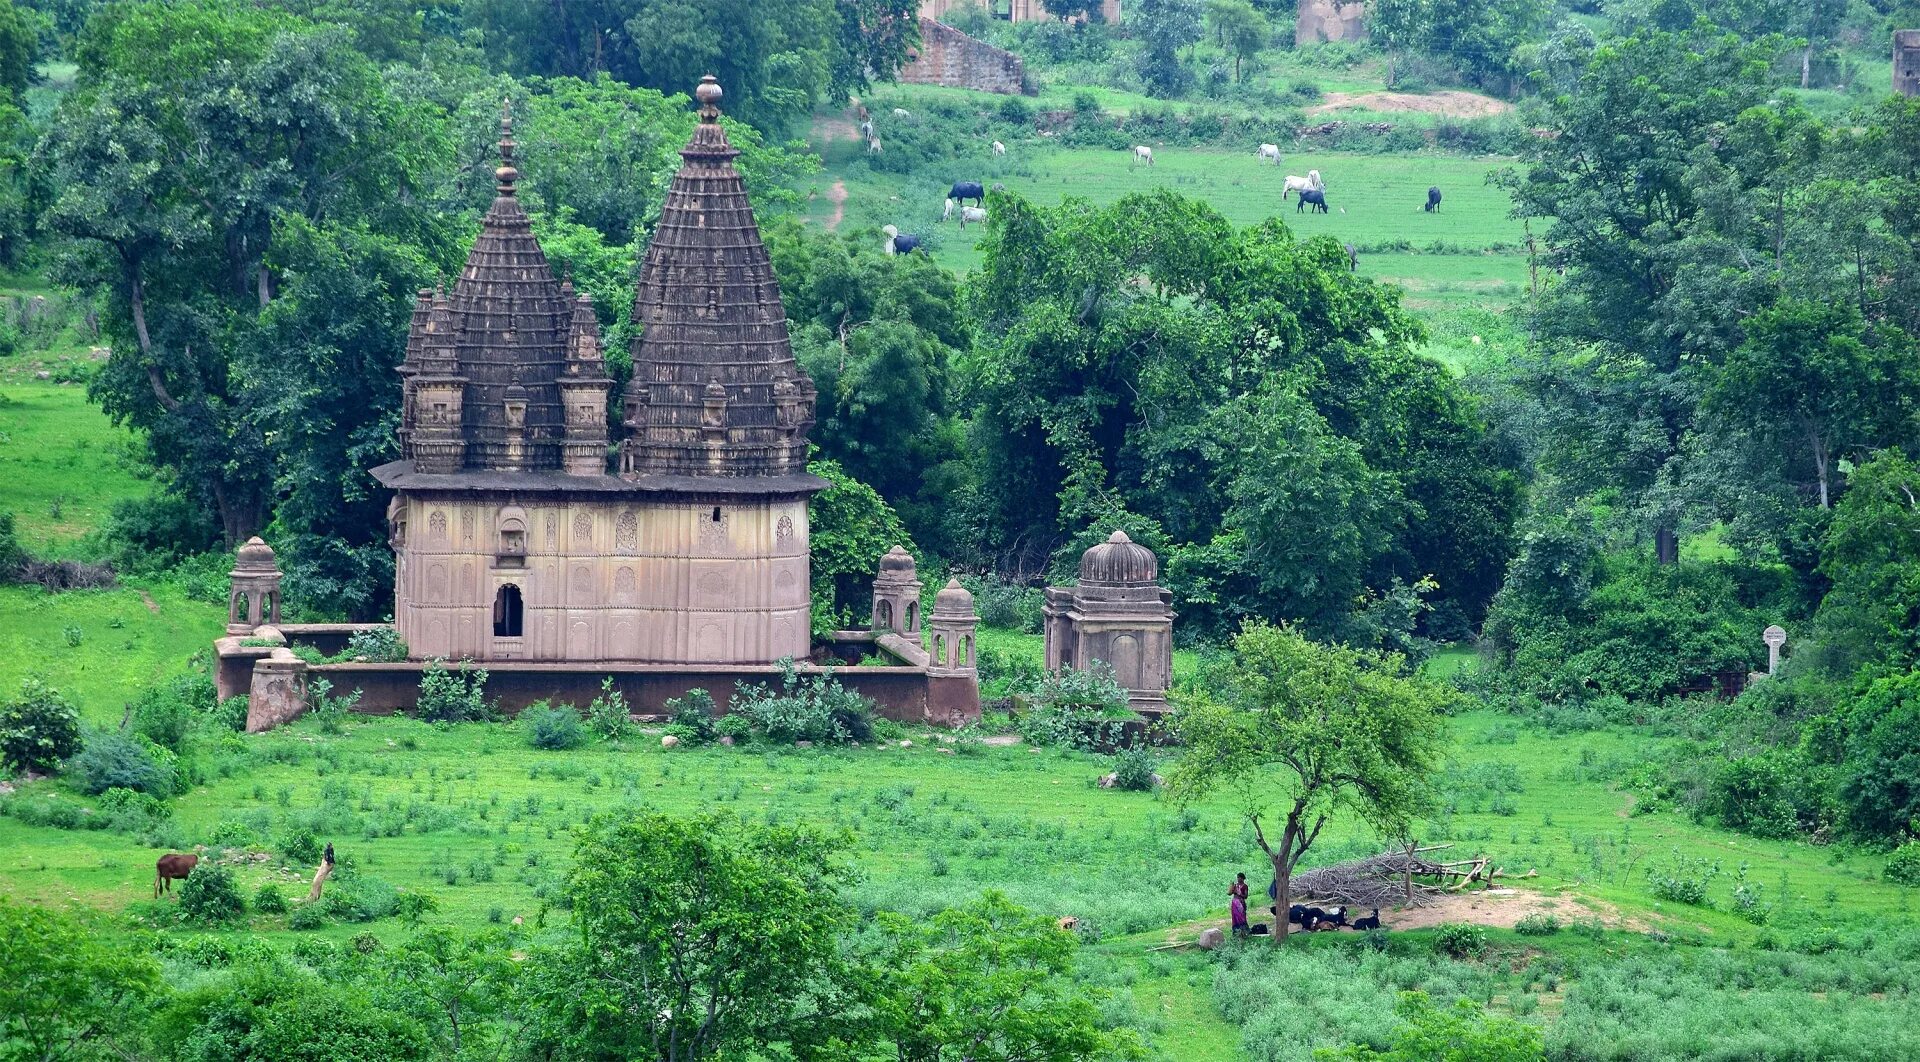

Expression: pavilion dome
xmin=878 ymin=546 xmax=918 ymax=576
xmin=932 ymin=578 xmax=974 ymax=615
xmin=233 ymin=537 xmax=278 ymax=572
xmin=1079 ymin=530 xmax=1158 ymax=586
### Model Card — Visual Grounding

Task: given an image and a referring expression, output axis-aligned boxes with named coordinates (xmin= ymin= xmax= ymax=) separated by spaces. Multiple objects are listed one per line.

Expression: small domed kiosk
xmin=1043 ymin=530 xmax=1175 ymax=714
xmin=871 ymin=546 xmax=923 ymax=636
xmin=227 ymin=537 xmax=284 ymax=635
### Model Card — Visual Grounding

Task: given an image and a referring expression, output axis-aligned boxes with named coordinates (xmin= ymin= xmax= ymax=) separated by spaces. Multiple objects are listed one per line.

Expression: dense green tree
xmin=525 ymin=811 xmax=856 ymax=1062
xmin=1165 ymin=622 xmax=1450 ymax=943
xmin=0 ymin=899 xmax=160 ymax=1062
xmin=868 ymin=890 xmax=1146 ymax=1061
xmin=152 ymin=964 xmax=433 ymax=1062
xmin=1130 ymin=0 xmax=1202 ymax=97
xmin=807 ymin=457 xmax=914 ymax=633
xmin=1811 ymin=451 xmax=1920 ymax=672
xmin=1368 ymin=0 xmax=1548 ymax=91
xmin=374 ymin=927 xmax=519 ymax=1059
xmin=1203 ymin=0 xmax=1267 ymax=82
xmin=466 ymin=0 xmax=910 ymax=133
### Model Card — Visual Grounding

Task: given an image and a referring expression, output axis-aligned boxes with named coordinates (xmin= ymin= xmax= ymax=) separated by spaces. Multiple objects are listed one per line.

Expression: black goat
xmin=1297 ymin=189 xmax=1328 ymax=214
xmin=1425 ymin=186 xmax=1442 ymax=212
xmin=1351 ymin=909 xmax=1382 ymax=931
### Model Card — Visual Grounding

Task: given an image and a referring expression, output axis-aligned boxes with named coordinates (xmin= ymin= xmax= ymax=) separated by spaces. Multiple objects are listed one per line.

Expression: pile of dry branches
xmin=1289 ymin=844 xmax=1535 ymax=909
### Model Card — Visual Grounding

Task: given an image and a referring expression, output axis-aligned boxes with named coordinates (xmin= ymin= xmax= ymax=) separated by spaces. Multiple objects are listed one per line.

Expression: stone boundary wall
xmin=898 ymin=18 xmax=1026 ymax=95
xmin=218 ymin=627 xmax=979 ymax=730
xmin=1296 ymin=0 xmax=1366 ymax=44
xmin=1898 ymin=30 xmax=1920 ymax=96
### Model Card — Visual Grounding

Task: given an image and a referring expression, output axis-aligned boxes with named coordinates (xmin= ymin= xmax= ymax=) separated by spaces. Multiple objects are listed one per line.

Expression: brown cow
xmin=155 ymin=853 xmax=197 ymax=898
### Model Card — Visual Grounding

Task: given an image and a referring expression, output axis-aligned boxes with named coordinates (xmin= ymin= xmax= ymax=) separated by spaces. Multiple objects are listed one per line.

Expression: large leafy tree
xmin=527 ymin=811 xmax=856 ymax=1062
xmin=867 ymin=890 xmax=1145 ymax=1061
xmin=0 ymin=899 xmax=160 ymax=1061
xmin=1165 ymin=622 xmax=1451 ymax=943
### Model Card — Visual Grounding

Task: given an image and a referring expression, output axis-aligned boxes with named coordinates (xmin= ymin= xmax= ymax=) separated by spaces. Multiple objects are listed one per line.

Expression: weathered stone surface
xmin=1898 ymin=30 xmax=1920 ymax=96
xmin=1296 ymin=0 xmax=1367 ymax=45
xmin=245 ymin=650 xmax=310 ymax=733
xmin=1044 ymin=531 xmax=1175 ymax=715
xmin=899 ymin=19 xmax=1025 ymax=95
xmin=1195 ymin=927 xmax=1227 ymax=950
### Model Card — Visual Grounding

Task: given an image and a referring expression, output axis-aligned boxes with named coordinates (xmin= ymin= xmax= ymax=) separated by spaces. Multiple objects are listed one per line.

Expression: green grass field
xmin=0 ymin=381 xmax=152 ymax=553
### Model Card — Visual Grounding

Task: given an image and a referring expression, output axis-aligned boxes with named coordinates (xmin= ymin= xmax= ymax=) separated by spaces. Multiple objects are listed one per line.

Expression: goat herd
xmin=1277 ymin=902 xmax=1384 ymax=935
xmin=875 ymin=127 xmax=1445 ymax=258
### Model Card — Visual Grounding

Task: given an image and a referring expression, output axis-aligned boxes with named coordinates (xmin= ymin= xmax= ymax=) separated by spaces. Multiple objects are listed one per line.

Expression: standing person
xmin=323 ymin=842 xmax=335 ymax=867
xmin=1229 ymin=873 xmax=1251 ymax=936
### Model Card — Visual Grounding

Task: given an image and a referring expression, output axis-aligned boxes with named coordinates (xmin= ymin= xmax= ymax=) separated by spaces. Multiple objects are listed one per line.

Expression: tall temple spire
xmin=619 ymin=76 xmax=816 ymax=479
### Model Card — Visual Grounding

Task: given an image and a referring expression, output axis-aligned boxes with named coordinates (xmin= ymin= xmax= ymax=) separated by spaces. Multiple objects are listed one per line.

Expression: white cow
xmin=992 ymin=140 xmax=1006 ymax=157
xmin=868 ymin=136 xmax=883 ymax=154
xmin=1258 ymin=143 xmax=1282 ymax=164
xmin=1282 ymin=169 xmax=1323 ymax=199
xmin=892 ymin=107 xmax=911 ymax=118
xmin=1132 ymin=145 xmax=1154 ymax=166
xmin=958 ymin=206 xmax=988 ymax=228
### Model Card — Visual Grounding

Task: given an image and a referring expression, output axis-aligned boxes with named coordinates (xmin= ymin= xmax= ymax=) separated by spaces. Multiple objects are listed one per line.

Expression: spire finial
xmin=695 ymin=75 xmax=722 ymax=124
xmin=496 ymin=97 xmax=519 ymax=194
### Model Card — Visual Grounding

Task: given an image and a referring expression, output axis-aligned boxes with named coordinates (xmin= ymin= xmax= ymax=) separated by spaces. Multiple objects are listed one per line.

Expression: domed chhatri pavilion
xmin=373 ymin=80 xmax=821 ymax=665
xmin=1044 ymin=531 xmax=1176 ymax=714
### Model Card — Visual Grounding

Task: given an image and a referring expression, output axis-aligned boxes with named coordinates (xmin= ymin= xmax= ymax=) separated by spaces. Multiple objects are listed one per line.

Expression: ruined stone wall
xmin=391 ymin=492 xmax=812 ymax=665
xmin=1296 ymin=0 xmax=1366 ymax=45
xmin=1898 ymin=31 xmax=1920 ymax=96
xmin=918 ymin=0 xmax=1119 ymax=22
xmin=899 ymin=18 xmax=1026 ymax=95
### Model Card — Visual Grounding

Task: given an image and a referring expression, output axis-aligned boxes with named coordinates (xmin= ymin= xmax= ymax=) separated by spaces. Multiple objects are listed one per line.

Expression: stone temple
xmin=216 ymin=79 xmax=984 ymax=730
xmin=373 ymin=79 xmax=820 ymax=666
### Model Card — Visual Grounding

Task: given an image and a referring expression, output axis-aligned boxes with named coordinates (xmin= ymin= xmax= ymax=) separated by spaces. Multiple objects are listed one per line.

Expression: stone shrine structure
xmin=374 ymin=84 xmax=820 ymax=665
xmin=226 ymin=537 xmax=284 ymax=635
xmin=1043 ymin=531 xmax=1175 ymax=714
xmin=1898 ymin=31 xmax=1920 ymax=96
xmin=898 ymin=18 xmax=1028 ymax=95
xmin=214 ymin=80 xmax=982 ymax=731
xmin=1297 ymin=0 xmax=1367 ymax=45
xmin=918 ymin=0 xmax=1120 ymax=22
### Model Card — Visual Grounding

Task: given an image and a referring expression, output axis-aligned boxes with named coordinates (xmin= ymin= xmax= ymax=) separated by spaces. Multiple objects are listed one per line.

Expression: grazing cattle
xmin=1056 ymin=915 xmax=1079 ymax=931
xmin=859 ymin=119 xmax=873 ymax=141
xmin=1281 ymin=169 xmax=1323 ymax=200
xmin=1258 ymin=143 xmax=1282 ymax=164
xmin=1345 ymin=242 xmax=1359 ymax=271
xmin=992 ymin=140 xmax=1006 ymax=157
xmin=1297 ymin=189 xmax=1328 ymax=213
xmin=155 ymin=853 xmax=198 ymax=897
xmin=958 ymin=206 xmax=988 ymax=228
xmin=881 ymin=225 xmax=922 ymax=255
xmin=948 ymin=181 xmax=986 ymax=207
xmin=1287 ymin=904 xmax=1308 ymax=925
xmin=1425 ymin=186 xmax=1442 ymax=212
xmin=1132 ymin=145 xmax=1154 ymax=166
xmin=868 ymin=137 xmax=883 ymax=154
xmin=1352 ymin=909 xmax=1382 ymax=931
xmin=892 ymin=107 xmax=911 ymax=118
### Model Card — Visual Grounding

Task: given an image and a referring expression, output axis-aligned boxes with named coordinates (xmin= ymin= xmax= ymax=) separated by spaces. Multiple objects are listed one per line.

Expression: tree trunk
xmin=1271 ymin=851 xmax=1291 ymax=944
xmin=1811 ymin=429 xmax=1831 ymax=509
xmin=306 ymin=859 xmax=334 ymax=902
xmin=1801 ymin=44 xmax=1812 ymax=89
xmin=1655 ymin=525 xmax=1678 ymax=565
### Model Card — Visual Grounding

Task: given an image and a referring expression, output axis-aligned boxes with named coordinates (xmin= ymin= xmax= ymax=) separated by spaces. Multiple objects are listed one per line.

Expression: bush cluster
xmin=0 ymin=676 xmax=82 ymax=773
xmin=521 ymin=702 xmax=587 ymax=750
xmin=178 ymin=863 xmax=247 ymax=923
xmin=1016 ymin=663 xmax=1137 ymax=751
xmin=729 ymin=661 xmax=876 ymax=745
xmin=415 ymin=659 xmax=493 ymax=723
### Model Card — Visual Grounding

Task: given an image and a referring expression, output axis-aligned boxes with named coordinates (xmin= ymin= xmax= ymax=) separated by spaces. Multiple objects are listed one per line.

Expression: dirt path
xmin=138 ymin=590 xmax=159 ymax=614
xmin=823 ymin=180 xmax=847 ymax=232
xmin=1307 ymin=90 xmax=1513 ymax=118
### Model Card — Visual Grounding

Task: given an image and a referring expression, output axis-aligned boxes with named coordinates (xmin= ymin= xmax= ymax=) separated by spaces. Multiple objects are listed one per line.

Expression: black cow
xmin=1297 ymin=189 xmax=1328 ymax=214
xmin=889 ymin=232 xmax=923 ymax=254
xmin=1425 ymin=186 xmax=1442 ymax=212
xmin=948 ymin=181 xmax=985 ymax=206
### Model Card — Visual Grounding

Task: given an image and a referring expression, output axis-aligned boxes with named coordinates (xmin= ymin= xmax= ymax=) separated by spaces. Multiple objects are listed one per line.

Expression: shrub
xmin=1433 ymin=921 xmax=1488 ymax=959
xmin=0 ymin=511 xmax=23 ymax=575
xmin=1017 ymin=662 xmax=1137 ymax=750
xmin=666 ymin=688 xmax=718 ymax=742
xmin=521 ymin=702 xmax=587 ymax=750
xmin=307 ymin=677 xmax=361 ymax=735
xmin=211 ymin=696 xmax=250 ymax=732
xmin=960 ymin=575 xmax=1043 ymax=632
xmin=320 ymin=868 xmax=399 ymax=922
xmin=1513 ymin=913 xmax=1560 ymax=936
xmin=394 ymin=890 xmax=439 ymax=924
xmin=729 ymin=660 xmax=876 ymax=745
xmin=1647 ymin=853 xmax=1720 ymax=907
xmin=279 ymin=828 xmax=321 ymax=865
xmin=67 ymin=729 xmax=172 ymax=796
xmin=338 ymin=626 xmax=408 ymax=663
xmin=254 ymin=883 xmax=288 ymax=914
xmin=1888 ymin=842 xmax=1920 ymax=887
xmin=288 ymin=904 xmax=327 ymax=930
xmin=584 ymin=677 xmax=635 ymax=740
xmin=0 ymin=676 xmax=82 ymax=773
xmin=1109 ymin=744 xmax=1159 ymax=791
xmin=713 ymin=714 xmax=752 ymax=742
xmin=177 ymin=863 xmax=247 ymax=923
xmin=415 ymin=659 xmax=493 ymax=723
xmin=128 ymin=673 xmax=212 ymax=752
